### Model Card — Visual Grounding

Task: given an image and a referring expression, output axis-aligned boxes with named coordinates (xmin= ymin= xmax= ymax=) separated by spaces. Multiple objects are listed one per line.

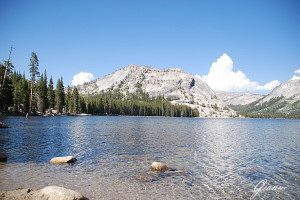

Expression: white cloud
xmin=200 ymin=53 xmax=280 ymax=93
xmin=291 ymin=68 xmax=300 ymax=80
xmin=71 ymin=72 xmax=94 ymax=86
xmin=256 ymin=80 xmax=281 ymax=90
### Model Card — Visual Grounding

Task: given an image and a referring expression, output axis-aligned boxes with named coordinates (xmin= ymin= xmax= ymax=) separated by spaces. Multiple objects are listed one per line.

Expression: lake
xmin=0 ymin=116 xmax=299 ymax=199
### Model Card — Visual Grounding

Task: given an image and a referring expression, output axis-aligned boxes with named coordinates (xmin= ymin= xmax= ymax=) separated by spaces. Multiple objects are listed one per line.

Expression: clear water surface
xmin=0 ymin=116 xmax=299 ymax=199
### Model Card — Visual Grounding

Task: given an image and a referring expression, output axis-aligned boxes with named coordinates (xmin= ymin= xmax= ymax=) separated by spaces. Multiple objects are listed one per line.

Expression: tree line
xmin=0 ymin=51 xmax=199 ymax=117
xmin=0 ymin=52 xmax=84 ymax=115
xmin=84 ymin=90 xmax=199 ymax=117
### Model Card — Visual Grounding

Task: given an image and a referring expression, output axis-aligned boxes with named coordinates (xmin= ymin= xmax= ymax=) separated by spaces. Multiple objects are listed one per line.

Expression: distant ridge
xmin=227 ymin=79 xmax=300 ymax=117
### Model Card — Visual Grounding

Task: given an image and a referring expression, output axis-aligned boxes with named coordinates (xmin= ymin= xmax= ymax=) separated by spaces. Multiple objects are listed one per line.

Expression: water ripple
xmin=0 ymin=116 xmax=299 ymax=199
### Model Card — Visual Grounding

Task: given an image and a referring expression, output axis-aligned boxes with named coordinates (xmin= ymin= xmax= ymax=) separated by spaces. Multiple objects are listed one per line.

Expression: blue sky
xmin=0 ymin=0 xmax=299 ymax=92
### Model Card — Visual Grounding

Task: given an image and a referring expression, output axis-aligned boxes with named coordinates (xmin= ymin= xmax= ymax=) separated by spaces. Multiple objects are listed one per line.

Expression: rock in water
xmin=35 ymin=186 xmax=85 ymax=200
xmin=151 ymin=161 xmax=168 ymax=172
xmin=0 ymin=153 xmax=7 ymax=162
xmin=0 ymin=186 xmax=87 ymax=200
xmin=50 ymin=156 xmax=77 ymax=164
xmin=0 ymin=122 xmax=9 ymax=128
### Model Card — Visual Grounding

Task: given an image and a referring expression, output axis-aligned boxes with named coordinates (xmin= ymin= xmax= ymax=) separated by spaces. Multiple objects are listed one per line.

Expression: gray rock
xmin=50 ymin=156 xmax=77 ymax=164
xmin=151 ymin=161 xmax=168 ymax=172
xmin=0 ymin=122 xmax=9 ymax=128
xmin=0 ymin=186 xmax=87 ymax=200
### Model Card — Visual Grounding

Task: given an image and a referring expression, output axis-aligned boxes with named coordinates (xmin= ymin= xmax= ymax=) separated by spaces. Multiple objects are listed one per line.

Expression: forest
xmin=84 ymin=90 xmax=199 ymax=117
xmin=0 ymin=51 xmax=199 ymax=117
xmin=229 ymin=97 xmax=300 ymax=119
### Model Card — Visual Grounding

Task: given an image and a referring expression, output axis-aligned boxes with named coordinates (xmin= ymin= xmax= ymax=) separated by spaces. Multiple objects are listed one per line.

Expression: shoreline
xmin=1 ymin=113 xmax=300 ymax=119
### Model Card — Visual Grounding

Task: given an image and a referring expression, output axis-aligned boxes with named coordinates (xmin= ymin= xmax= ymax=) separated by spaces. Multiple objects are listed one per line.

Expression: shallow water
xmin=0 ymin=116 xmax=299 ymax=199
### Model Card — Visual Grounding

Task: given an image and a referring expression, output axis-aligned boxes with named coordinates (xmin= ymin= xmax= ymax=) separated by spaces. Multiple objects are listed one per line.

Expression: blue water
xmin=0 ymin=116 xmax=299 ymax=199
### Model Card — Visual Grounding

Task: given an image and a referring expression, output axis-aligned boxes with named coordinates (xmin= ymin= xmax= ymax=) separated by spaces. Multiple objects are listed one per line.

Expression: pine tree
xmin=29 ymin=52 xmax=40 ymax=113
xmin=43 ymin=70 xmax=49 ymax=109
xmin=0 ymin=59 xmax=14 ymax=113
xmin=47 ymin=76 xmax=55 ymax=109
xmin=55 ymin=77 xmax=65 ymax=113
xmin=72 ymin=87 xmax=80 ymax=114
xmin=37 ymin=72 xmax=48 ymax=113
xmin=65 ymin=86 xmax=72 ymax=113
xmin=80 ymin=97 xmax=86 ymax=113
xmin=20 ymin=74 xmax=30 ymax=112
xmin=11 ymin=72 xmax=30 ymax=114
xmin=12 ymin=72 xmax=21 ymax=113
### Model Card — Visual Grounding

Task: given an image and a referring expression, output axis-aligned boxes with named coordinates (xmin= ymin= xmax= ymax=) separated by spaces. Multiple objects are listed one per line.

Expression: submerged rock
xmin=50 ymin=156 xmax=77 ymax=164
xmin=133 ymin=174 xmax=158 ymax=183
xmin=0 ymin=186 xmax=87 ymax=200
xmin=151 ymin=161 xmax=168 ymax=172
xmin=0 ymin=122 xmax=8 ymax=128
xmin=134 ymin=167 xmax=187 ymax=183
xmin=0 ymin=153 xmax=7 ymax=162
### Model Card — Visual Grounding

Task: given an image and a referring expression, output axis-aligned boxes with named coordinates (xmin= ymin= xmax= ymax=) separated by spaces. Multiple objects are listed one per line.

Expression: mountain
xmin=259 ymin=79 xmax=300 ymax=103
xmin=215 ymin=90 xmax=264 ymax=106
xmin=233 ymin=79 xmax=300 ymax=117
xmin=77 ymin=65 xmax=236 ymax=117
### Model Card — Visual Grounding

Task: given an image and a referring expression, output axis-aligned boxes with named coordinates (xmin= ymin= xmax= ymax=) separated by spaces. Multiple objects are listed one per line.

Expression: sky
xmin=0 ymin=0 xmax=299 ymax=93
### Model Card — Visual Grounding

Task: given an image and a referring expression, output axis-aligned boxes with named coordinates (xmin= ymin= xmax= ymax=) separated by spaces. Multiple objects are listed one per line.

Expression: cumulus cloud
xmin=256 ymin=80 xmax=281 ymax=90
xmin=71 ymin=72 xmax=95 ymax=86
xmin=200 ymin=53 xmax=280 ymax=93
xmin=291 ymin=68 xmax=300 ymax=80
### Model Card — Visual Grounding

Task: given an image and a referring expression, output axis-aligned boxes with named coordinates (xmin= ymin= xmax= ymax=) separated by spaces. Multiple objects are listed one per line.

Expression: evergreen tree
xmin=55 ymin=77 xmax=65 ymax=113
xmin=47 ymin=76 xmax=55 ymax=109
xmin=72 ymin=87 xmax=80 ymax=114
xmin=37 ymin=72 xmax=48 ymax=113
xmin=29 ymin=52 xmax=40 ymax=113
xmin=11 ymin=72 xmax=30 ymax=114
xmin=43 ymin=70 xmax=49 ymax=109
xmin=65 ymin=86 xmax=72 ymax=113
xmin=0 ymin=60 xmax=14 ymax=113
xmin=12 ymin=72 xmax=22 ymax=113
xmin=80 ymin=97 xmax=86 ymax=113
xmin=20 ymin=74 xmax=30 ymax=112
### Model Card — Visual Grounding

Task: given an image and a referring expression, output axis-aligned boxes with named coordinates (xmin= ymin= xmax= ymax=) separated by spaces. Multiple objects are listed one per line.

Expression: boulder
xmin=0 ymin=122 xmax=8 ymax=128
xmin=0 ymin=153 xmax=7 ymax=162
xmin=50 ymin=156 xmax=76 ymax=164
xmin=34 ymin=186 xmax=86 ymax=200
xmin=151 ymin=161 xmax=168 ymax=172
xmin=0 ymin=186 xmax=87 ymax=200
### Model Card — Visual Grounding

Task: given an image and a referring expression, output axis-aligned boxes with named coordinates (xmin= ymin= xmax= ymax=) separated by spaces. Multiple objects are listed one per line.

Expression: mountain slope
xmin=77 ymin=65 xmax=236 ymax=117
xmin=215 ymin=90 xmax=264 ymax=106
xmin=235 ymin=79 xmax=300 ymax=117
xmin=259 ymin=79 xmax=300 ymax=103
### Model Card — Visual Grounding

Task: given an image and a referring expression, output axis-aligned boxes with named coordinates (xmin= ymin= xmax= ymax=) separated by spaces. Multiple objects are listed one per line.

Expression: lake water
xmin=0 ymin=116 xmax=299 ymax=199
